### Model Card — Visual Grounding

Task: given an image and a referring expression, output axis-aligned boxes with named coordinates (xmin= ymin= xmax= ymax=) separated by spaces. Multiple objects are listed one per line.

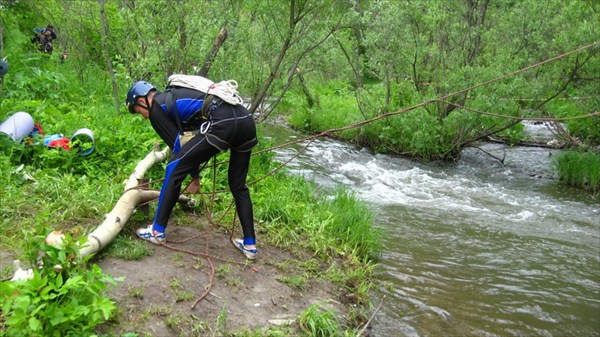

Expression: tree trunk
xmin=12 ymin=146 xmax=193 ymax=280
xmin=296 ymin=67 xmax=315 ymax=108
xmin=0 ymin=16 xmax=4 ymax=95
xmin=249 ymin=14 xmax=294 ymax=114
xmin=198 ymin=27 xmax=228 ymax=77
xmin=351 ymin=0 xmax=366 ymax=86
xmin=0 ymin=17 xmax=4 ymax=58
xmin=99 ymin=0 xmax=121 ymax=114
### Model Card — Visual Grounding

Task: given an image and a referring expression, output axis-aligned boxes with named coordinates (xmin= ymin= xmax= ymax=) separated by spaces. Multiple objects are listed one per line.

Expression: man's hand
xmin=185 ymin=178 xmax=201 ymax=194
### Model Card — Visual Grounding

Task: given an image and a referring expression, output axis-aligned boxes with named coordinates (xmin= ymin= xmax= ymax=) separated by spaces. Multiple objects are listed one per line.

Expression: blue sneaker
xmin=136 ymin=225 xmax=166 ymax=244
xmin=232 ymin=239 xmax=257 ymax=260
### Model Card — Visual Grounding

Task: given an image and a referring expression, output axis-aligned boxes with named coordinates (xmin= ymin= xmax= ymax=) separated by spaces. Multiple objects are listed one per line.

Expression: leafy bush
xmin=0 ymin=233 xmax=120 ymax=336
xmin=547 ymin=99 xmax=600 ymax=144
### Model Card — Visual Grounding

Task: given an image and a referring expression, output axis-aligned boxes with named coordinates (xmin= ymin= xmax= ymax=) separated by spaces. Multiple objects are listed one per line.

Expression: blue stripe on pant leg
xmin=153 ymin=157 xmax=182 ymax=233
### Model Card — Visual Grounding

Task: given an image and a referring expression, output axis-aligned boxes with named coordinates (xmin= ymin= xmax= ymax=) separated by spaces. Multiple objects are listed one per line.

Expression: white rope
xmin=167 ymin=74 xmax=244 ymax=105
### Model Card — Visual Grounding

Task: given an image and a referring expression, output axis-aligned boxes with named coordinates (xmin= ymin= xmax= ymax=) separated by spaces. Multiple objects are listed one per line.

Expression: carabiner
xmin=200 ymin=121 xmax=211 ymax=135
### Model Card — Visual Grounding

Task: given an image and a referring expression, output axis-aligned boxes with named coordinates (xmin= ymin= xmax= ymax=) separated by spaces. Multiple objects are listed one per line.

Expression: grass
xmin=276 ymin=274 xmax=308 ymax=292
xmin=128 ymin=286 xmax=144 ymax=299
xmin=101 ymin=235 xmax=152 ymax=260
xmin=297 ymin=304 xmax=350 ymax=337
xmin=554 ymin=150 xmax=600 ymax=193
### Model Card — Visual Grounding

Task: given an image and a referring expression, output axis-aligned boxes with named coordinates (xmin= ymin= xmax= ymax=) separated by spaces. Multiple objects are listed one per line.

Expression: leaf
xmin=100 ymin=301 xmax=115 ymax=320
xmin=55 ymin=273 xmax=63 ymax=288
xmin=12 ymin=296 xmax=31 ymax=313
xmin=30 ymin=302 xmax=47 ymax=316
xmin=29 ymin=316 xmax=42 ymax=331
xmin=50 ymin=310 xmax=66 ymax=326
xmin=5 ymin=314 xmax=24 ymax=327
xmin=63 ymin=275 xmax=84 ymax=288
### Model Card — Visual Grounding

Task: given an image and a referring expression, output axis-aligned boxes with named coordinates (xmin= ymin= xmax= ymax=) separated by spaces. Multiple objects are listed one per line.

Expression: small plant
xmin=174 ymin=290 xmax=195 ymax=302
xmin=214 ymin=304 xmax=229 ymax=336
xmin=128 ymin=286 xmax=144 ymax=299
xmin=0 ymin=232 xmax=119 ymax=336
xmin=165 ymin=313 xmax=184 ymax=330
xmin=224 ymin=277 xmax=243 ymax=287
xmin=276 ymin=274 xmax=307 ymax=292
xmin=144 ymin=304 xmax=172 ymax=316
xmin=169 ymin=278 xmax=182 ymax=289
xmin=297 ymin=304 xmax=342 ymax=337
xmin=191 ymin=321 xmax=209 ymax=334
xmin=215 ymin=264 xmax=232 ymax=278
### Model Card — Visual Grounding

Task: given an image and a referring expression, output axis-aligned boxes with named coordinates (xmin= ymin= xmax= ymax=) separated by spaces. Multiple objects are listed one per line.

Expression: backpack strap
xmin=165 ymin=90 xmax=184 ymax=133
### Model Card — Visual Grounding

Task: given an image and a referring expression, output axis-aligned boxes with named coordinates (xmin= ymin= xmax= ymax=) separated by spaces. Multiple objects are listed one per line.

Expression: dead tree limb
xmin=197 ymin=27 xmax=228 ymax=77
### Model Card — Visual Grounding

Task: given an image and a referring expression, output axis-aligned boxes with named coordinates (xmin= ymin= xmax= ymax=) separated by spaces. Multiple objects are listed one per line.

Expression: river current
xmin=260 ymin=122 xmax=599 ymax=337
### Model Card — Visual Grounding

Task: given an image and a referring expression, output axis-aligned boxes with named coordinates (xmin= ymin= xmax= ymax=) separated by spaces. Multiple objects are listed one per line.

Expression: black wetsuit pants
xmin=153 ymin=103 xmax=256 ymax=243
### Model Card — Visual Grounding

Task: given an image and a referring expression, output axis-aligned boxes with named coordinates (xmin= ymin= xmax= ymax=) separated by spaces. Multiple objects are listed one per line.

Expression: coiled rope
xmin=168 ymin=74 xmax=244 ymax=105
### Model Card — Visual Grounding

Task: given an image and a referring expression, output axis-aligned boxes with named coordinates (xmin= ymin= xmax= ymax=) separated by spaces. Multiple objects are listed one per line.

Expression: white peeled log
xmin=12 ymin=145 xmax=195 ymax=281
xmin=55 ymin=144 xmax=194 ymax=258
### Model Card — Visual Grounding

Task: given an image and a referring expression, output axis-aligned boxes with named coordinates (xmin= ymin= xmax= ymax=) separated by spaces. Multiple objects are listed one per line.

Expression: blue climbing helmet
xmin=125 ymin=81 xmax=156 ymax=114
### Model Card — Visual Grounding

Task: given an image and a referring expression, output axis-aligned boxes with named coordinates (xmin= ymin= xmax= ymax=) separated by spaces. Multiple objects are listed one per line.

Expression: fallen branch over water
xmin=356 ymin=295 xmax=385 ymax=336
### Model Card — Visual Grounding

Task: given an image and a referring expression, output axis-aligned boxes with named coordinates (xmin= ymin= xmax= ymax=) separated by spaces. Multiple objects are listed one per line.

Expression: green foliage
xmin=567 ymin=117 xmax=600 ymax=145
xmin=252 ymin=159 xmax=381 ymax=261
xmin=553 ymin=150 xmax=600 ymax=193
xmin=2 ymin=0 xmax=597 ymax=334
xmin=100 ymin=235 xmax=152 ymax=261
xmin=546 ymin=99 xmax=600 ymax=144
xmin=321 ymin=189 xmax=381 ymax=259
xmin=286 ymin=83 xmax=449 ymax=160
xmin=276 ymin=274 xmax=307 ymax=292
xmin=288 ymin=81 xmax=361 ymax=134
xmin=297 ymin=304 xmax=352 ymax=337
xmin=0 ymin=233 xmax=119 ymax=336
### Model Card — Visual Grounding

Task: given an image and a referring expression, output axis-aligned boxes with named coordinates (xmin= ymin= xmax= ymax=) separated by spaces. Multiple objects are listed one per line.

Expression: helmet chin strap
xmin=136 ymin=96 xmax=151 ymax=113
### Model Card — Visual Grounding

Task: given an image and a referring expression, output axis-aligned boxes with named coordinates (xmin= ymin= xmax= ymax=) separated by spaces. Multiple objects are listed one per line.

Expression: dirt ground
xmin=93 ymin=217 xmax=348 ymax=336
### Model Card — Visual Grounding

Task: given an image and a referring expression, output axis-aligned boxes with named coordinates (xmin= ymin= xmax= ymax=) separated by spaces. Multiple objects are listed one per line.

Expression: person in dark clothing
xmin=125 ymin=79 xmax=258 ymax=260
xmin=33 ymin=24 xmax=57 ymax=54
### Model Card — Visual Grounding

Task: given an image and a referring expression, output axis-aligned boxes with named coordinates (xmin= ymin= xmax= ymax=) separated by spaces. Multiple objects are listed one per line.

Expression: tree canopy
xmin=1 ymin=0 xmax=598 ymax=160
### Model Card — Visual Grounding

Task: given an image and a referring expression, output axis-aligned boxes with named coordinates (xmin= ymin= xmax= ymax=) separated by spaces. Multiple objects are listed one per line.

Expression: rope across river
xmin=129 ymin=41 xmax=599 ymax=310
xmin=132 ymin=40 xmax=600 ymax=198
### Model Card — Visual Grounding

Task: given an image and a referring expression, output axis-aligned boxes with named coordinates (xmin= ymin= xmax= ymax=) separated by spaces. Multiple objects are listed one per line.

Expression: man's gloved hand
xmin=185 ymin=178 xmax=201 ymax=194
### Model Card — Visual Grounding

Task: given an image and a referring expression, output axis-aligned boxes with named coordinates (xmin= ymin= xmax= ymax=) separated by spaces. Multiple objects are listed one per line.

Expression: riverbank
xmin=94 ymin=215 xmax=352 ymax=336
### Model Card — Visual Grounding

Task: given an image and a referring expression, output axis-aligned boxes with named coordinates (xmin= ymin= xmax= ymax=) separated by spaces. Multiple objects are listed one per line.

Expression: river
xmin=260 ymin=122 xmax=599 ymax=337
